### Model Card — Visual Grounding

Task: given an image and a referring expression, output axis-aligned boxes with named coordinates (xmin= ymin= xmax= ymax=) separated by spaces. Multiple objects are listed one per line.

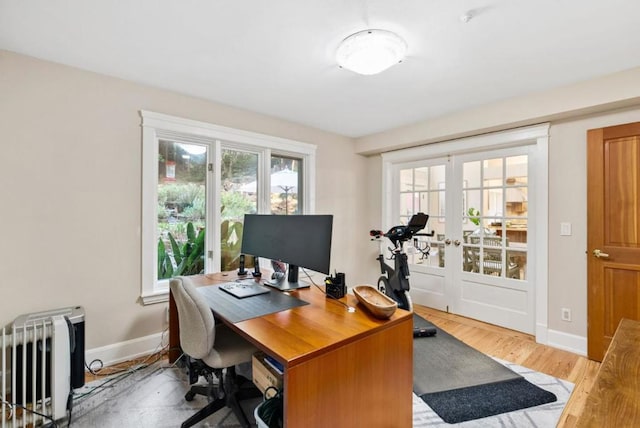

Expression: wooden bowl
xmin=353 ymin=285 xmax=398 ymax=319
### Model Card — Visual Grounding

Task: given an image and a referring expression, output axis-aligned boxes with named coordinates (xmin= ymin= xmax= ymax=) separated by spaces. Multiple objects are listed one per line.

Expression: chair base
xmin=181 ymin=364 xmax=262 ymax=428
xmin=227 ymin=373 xmax=263 ymax=427
xmin=181 ymin=397 xmax=227 ymax=428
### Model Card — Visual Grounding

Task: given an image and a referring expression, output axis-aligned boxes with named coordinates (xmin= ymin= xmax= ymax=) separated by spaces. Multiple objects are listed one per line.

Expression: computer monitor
xmin=241 ymin=214 xmax=333 ymax=290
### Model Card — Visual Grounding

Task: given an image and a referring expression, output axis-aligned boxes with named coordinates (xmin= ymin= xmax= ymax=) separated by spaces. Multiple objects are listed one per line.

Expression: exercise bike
xmin=370 ymin=212 xmax=437 ymax=338
xmin=370 ymin=212 xmax=432 ymax=312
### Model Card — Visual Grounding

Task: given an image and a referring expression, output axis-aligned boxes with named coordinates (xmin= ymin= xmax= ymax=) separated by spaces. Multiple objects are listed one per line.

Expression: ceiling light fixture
xmin=336 ymin=29 xmax=407 ymax=75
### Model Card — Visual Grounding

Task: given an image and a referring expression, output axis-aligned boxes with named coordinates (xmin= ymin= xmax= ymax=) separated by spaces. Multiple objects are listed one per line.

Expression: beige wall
xmin=355 ymin=67 xmax=640 ymax=155
xmin=4 ymin=48 xmax=640 ymax=358
xmin=548 ymin=107 xmax=640 ymax=336
xmin=358 ymin=79 xmax=640 ymax=348
xmin=0 ymin=50 xmax=368 ymax=353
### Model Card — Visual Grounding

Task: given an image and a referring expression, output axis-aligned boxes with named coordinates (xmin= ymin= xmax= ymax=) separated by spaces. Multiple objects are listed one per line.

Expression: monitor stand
xmin=265 ymin=265 xmax=310 ymax=291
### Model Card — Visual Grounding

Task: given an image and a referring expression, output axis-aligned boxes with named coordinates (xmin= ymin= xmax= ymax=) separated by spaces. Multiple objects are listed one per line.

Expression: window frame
xmin=140 ymin=111 xmax=316 ymax=304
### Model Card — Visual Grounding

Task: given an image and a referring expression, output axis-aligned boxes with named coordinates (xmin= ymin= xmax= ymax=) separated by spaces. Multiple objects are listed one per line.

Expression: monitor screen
xmin=241 ymin=214 xmax=333 ymax=290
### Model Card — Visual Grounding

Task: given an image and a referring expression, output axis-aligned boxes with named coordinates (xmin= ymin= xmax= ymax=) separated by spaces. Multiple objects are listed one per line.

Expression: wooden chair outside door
xmin=587 ymin=121 xmax=640 ymax=361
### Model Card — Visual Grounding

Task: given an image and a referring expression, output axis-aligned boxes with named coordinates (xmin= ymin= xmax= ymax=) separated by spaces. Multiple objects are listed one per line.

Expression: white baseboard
xmin=546 ymin=328 xmax=587 ymax=356
xmin=85 ymin=331 xmax=168 ymax=369
xmin=535 ymin=323 xmax=548 ymax=345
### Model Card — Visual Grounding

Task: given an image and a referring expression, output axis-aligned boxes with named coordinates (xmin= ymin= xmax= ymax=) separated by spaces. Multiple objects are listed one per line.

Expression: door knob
xmin=593 ymin=249 xmax=609 ymax=258
xmin=444 ymin=238 xmax=452 ymax=246
xmin=453 ymin=239 xmax=461 ymax=246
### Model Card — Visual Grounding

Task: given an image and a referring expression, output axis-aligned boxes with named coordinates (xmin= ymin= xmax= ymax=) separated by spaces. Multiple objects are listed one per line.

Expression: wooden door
xmin=587 ymin=122 xmax=640 ymax=361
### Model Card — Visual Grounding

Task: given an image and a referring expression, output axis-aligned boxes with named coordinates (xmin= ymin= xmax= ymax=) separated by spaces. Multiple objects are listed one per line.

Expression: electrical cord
xmin=2 ymin=320 xmax=171 ymax=427
xmin=302 ymin=269 xmax=356 ymax=313
xmin=83 ymin=327 xmax=169 ymax=377
xmin=256 ymin=386 xmax=283 ymax=428
xmin=72 ymin=326 xmax=171 ymax=413
xmin=1 ymin=396 xmax=59 ymax=428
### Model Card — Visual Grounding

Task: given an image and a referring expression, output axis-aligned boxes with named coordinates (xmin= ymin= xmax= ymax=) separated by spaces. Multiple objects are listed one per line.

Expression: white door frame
xmin=381 ymin=124 xmax=549 ymax=344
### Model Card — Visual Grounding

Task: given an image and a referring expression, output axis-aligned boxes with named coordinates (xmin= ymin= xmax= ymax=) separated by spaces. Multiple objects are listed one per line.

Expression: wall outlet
xmin=165 ymin=307 xmax=170 ymax=324
xmin=561 ymin=308 xmax=572 ymax=322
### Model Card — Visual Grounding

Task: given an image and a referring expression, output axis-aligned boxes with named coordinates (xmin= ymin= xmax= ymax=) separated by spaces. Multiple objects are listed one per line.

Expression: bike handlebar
xmin=370 ymin=212 xmax=431 ymax=246
xmin=369 ymin=229 xmax=384 ymax=239
xmin=370 ymin=229 xmax=435 ymax=240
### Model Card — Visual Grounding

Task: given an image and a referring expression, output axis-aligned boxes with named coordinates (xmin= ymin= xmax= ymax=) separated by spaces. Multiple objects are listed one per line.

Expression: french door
xmin=382 ymin=125 xmax=548 ymax=335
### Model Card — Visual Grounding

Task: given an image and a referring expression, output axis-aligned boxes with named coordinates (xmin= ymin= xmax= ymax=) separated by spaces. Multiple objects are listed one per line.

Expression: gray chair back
xmin=170 ymin=276 xmax=216 ymax=360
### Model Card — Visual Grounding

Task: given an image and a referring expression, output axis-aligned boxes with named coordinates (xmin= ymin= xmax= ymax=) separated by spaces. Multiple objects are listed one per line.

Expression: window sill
xmin=141 ymin=289 xmax=169 ymax=305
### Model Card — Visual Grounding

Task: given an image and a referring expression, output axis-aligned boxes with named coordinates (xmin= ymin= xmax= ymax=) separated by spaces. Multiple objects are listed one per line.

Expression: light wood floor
xmin=414 ymin=305 xmax=600 ymax=428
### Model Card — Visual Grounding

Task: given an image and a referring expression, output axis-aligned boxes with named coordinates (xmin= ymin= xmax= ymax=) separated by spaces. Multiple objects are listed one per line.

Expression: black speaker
xmin=325 ymin=273 xmax=347 ymax=299
xmin=238 ymin=254 xmax=248 ymax=276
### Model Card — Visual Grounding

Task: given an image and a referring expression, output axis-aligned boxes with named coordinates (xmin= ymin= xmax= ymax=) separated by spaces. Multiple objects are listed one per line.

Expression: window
xmin=141 ymin=111 xmax=316 ymax=304
xmin=156 ymin=140 xmax=208 ymax=280
xmin=270 ymin=155 xmax=303 ymax=215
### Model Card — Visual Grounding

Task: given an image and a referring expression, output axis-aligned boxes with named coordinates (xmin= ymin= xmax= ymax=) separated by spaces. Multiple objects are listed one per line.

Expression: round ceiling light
xmin=336 ymin=29 xmax=407 ymax=75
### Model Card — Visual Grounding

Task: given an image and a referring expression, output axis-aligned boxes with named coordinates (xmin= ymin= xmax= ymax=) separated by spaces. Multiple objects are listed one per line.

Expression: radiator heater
xmin=1 ymin=307 xmax=85 ymax=428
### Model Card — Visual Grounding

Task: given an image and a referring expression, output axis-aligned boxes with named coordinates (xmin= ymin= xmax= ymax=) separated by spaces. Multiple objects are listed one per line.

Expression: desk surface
xmin=575 ymin=318 xmax=640 ymax=426
xmin=170 ymin=272 xmax=414 ymax=427
xmin=187 ymin=273 xmax=412 ymax=369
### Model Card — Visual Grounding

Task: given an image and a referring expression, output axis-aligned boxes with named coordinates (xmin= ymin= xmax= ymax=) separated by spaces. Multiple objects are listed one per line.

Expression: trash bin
xmin=254 ymin=402 xmax=269 ymax=428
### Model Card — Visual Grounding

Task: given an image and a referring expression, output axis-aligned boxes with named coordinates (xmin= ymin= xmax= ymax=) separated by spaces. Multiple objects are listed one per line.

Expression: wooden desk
xmin=575 ymin=318 xmax=640 ymax=426
xmin=169 ymin=273 xmax=413 ymax=427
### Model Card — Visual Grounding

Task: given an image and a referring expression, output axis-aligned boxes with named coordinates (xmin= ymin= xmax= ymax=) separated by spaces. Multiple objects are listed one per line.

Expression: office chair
xmin=170 ymin=276 xmax=261 ymax=428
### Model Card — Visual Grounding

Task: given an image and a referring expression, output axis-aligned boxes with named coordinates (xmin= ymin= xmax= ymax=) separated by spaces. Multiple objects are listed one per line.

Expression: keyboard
xmin=219 ymin=281 xmax=271 ymax=299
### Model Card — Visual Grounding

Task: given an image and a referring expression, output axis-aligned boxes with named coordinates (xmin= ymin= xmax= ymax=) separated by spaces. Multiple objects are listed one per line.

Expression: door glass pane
xmin=430 ymin=165 xmax=445 ymax=190
xmin=400 ymin=193 xmax=414 ymax=217
xmin=463 ymin=155 xmax=527 ymax=280
xmin=483 ymin=158 xmax=503 ymax=186
xmin=432 ymin=181 xmax=445 ymax=225
xmin=463 ymin=161 xmax=481 ymax=188
xmin=464 ymin=188 xmax=481 ymax=234
xmin=462 ymin=242 xmax=476 ymax=272
xmin=398 ymin=164 xmax=445 ymax=267
xmin=414 ymin=167 xmax=428 ymax=190
xmin=504 ymin=155 xmax=527 ymax=278
xmin=222 ymin=149 xmax=258 ymax=271
xmin=400 ymin=169 xmax=413 ymax=191
xmin=484 ymin=188 xmax=504 ymax=217
xmin=425 ymin=190 xmax=441 ymax=219
xmin=157 ymin=140 xmax=207 ymax=279
xmin=506 ymin=155 xmax=528 ymax=182
xmin=271 ymin=156 xmax=302 ymax=215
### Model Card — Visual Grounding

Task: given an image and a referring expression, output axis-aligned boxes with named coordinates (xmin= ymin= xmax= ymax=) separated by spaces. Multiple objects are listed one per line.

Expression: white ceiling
xmin=2 ymin=0 xmax=640 ymax=138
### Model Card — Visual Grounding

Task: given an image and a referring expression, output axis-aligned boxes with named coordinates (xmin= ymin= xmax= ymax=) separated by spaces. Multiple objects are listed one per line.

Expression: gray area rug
xmin=413 ymin=314 xmax=521 ymax=395
xmin=413 ymin=359 xmax=573 ymax=427
xmin=71 ymin=362 xmax=261 ymax=427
